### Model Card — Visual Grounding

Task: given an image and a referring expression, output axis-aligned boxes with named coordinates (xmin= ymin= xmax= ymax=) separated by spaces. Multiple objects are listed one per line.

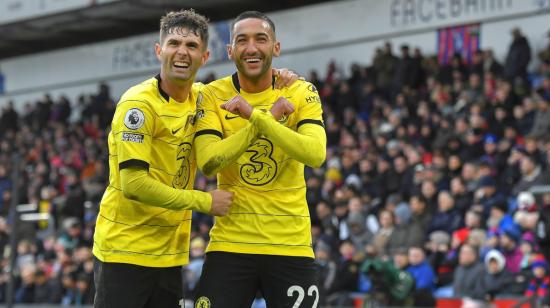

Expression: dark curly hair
xmin=159 ymin=9 xmax=209 ymax=48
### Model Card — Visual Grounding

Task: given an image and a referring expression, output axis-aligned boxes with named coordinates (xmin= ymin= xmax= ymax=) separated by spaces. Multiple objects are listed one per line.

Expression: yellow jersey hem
xmin=93 ymin=246 xmax=189 ymax=268
xmin=206 ymin=242 xmax=314 ymax=259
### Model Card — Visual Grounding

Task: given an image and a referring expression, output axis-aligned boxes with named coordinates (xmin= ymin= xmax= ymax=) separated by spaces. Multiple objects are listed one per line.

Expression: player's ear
xmin=201 ymin=50 xmax=210 ymax=65
xmin=155 ymin=43 xmax=162 ymax=61
xmin=273 ymin=41 xmax=281 ymax=58
xmin=227 ymin=44 xmax=234 ymax=60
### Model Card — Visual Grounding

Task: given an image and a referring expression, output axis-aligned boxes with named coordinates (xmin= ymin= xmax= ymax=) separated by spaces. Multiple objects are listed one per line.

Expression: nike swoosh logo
xmin=225 ymin=114 xmax=240 ymax=120
xmin=172 ymin=126 xmax=183 ymax=134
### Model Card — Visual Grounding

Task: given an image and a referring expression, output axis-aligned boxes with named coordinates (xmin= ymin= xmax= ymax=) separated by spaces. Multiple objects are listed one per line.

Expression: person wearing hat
xmin=500 ymin=225 xmax=524 ymax=273
xmin=386 ymin=202 xmax=413 ymax=253
xmin=314 ymin=240 xmax=337 ymax=305
xmin=487 ymin=198 xmax=515 ymax=233
xmin=520 ymin=232 xmax=538 ymax=270
xmin=346 ymin=211 xmax=372 ymax=253
xmin=476 ymin=176 xmax=504 ymax=217
xmin=481 ymin=134 xmax=498 ymax=166
xmin=479 ymin=249 xmax=518 ymax=300
xmin=525 ymin=254 xmax=550 ymax=304
xmin=517 ymin=191 xmax=537 ymax=212
xmin=427 ymin=231 xmax=455 ymax=294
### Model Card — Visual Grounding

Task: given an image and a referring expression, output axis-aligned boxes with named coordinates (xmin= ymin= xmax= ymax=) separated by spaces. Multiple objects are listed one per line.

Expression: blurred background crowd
xmin=0 ymin=27 xmax=550 ymax=306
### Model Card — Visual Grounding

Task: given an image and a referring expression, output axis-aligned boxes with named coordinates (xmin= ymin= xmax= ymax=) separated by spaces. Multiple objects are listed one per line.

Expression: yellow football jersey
xmin=93 ymin=75 xmax=205 ymax=267
xmin=195 ymin=73 xmax=325 ymax=258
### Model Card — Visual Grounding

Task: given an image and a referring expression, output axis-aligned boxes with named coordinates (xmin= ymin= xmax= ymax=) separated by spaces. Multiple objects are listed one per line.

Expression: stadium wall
xmin=1 ymin=0 xmax=549 ymax=110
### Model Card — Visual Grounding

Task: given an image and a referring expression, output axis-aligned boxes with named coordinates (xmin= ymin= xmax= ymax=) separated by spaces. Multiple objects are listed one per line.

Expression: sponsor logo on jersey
xmin=307 ymin=84 xmax=318 ymax=93
xmin=124 ymin=108 xmax=145 ymax=130
xmin=305 ymin=95 xmax=321 ymax=104
xmin=121 ymin=132 xmax=144 ymax=143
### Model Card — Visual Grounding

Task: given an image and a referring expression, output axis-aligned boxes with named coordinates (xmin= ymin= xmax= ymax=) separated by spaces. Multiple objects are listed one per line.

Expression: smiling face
xmin=227 ymin=17 xmax=280 ymax=81
xmin=155 ymin=27 xmax=209 ymax=84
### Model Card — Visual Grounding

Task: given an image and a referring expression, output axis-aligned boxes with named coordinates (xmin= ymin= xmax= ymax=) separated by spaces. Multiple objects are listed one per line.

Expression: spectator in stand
xmin=428 ymin=191 xmax=462 ymax=235
xmin=327 ymin=240 xmax=360 ymax=306
xmin=346 ymin=211 xmax=372 ymax=253
xmin=536 ymin=193 xmax=550 ymax=263
xmin=0 ymin=101 xmax=18 ymax=137
xmin=392 ymin=44 xmax=416 ymax=97
xmin=33 ymin=269 xmax=62 ymax=303
xmin=513 ymin=154 xmax=550 ymax=195
xmin=14 ymin=264 xmax=36 ymax=303
xmin=500 ymin=226 xmax=524 ymax=274
xmin=504 ymin=28 xmax=531 ymax=89
xmin=528 ymin=97 xmax=550 ymax=140
xmin=393 ymin=195 xmax=430 ymax=251
xmin=453 ymin=244 xmax=484 ymax=298
xmin=183 ymin=237 xmax=206 ymax=295
xmin=525 ymin=254 xmax=550 ymax=305
xmin=428 ymin=231 xmax=456 ymax=296
xmin=476 ymin=176 xmax=504 ymax=217
xmin=373 ymin=42 xmax=398 ymax=98
xmin=0 ymin=165 xmax=11 ymax=217
xmin=479 ymin=249 xmax=519 ymax=301
xmin=314 ymin=240 xmax=337 ymax=305
xmin=487 ymin=199 xmax=515 ymax=234
xmin=371 ymin=209 xmax=395 ymax=257
xmin=483 ymin=49 xmax=503 ymax=76
xmin=406 ymin=247 xmax=436 ymax=306
xmin=450 ymin=176 xmax=474 ymax=217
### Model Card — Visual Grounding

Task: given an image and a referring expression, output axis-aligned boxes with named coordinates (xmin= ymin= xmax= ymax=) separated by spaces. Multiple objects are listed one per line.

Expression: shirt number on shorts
xmin=287 ymin=285 xmax=319 ymax=308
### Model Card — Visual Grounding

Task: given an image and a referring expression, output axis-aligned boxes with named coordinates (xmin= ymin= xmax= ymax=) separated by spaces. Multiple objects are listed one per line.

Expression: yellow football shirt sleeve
xmin=194 ymin=88 xmax=259 ymax=176
xmin=248 ymin=83 xmax=326 ymax=168
xmin=113 ymin=100 xmax=155 ymax=170
xmin=120 ymin=167 xmax=212 ymax=213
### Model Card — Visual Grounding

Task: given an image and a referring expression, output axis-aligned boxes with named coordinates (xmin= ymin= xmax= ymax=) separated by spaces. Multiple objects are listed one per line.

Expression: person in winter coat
xmin=407 ymin=247 xmax=436 ymax=306
xmin=453 ymin=244 xmax=485 ymax=298
xmin=504 ymin=28 xmax=531 ymax=86
xmin=480 ymin=249 xmax=519 ymax=300
xmin=500 ymin=226 xmax=524 ymax=273
xmin=427 ymin=191 xmax=462 ymax=235
xmin=525 ymin=254 xmax=550 ymax=305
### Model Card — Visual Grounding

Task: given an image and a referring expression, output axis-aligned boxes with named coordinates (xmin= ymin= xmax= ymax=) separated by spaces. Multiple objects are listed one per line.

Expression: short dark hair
xmin=159 ymin=9 xmax=209 ymax=48
xmin=230 ymin=11 xmax=276 ymax=38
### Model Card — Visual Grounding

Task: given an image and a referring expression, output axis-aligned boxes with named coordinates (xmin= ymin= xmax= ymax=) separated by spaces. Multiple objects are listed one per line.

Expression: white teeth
xmin=245 ymin=58 xmax=260 ymax=63
xmin=174 ymin=61 xmax=189 ymax=68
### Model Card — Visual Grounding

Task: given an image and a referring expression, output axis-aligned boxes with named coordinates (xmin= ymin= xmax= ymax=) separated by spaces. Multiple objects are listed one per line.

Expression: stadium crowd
xmin=0 ymin=27 xmax=549 ymax=306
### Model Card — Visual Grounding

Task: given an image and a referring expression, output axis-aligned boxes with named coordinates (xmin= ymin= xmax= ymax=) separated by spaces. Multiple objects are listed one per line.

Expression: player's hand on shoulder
xmin=221 ymin=95 xmax=254 ymax=119
xmin=273 ymin=68 xmax=304 ymax=89
xmin=270 ymin=97 xmax=295 ymax=121
xmin=208 ymin=189 xmax=233 ymax=216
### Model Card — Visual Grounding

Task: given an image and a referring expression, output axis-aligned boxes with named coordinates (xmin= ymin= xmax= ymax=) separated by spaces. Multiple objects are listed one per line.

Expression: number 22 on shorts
xmin=287 ymin=285 xmax=319 ymax=308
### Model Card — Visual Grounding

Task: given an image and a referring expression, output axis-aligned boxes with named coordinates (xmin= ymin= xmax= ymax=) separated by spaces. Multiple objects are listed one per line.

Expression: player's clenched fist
xmin=270 ymin=97 xmax=295 ymax=121
xmin=209 ymin=189 xmax=234 ymax=216
xmin=221 ymin=95 xmax=254 ymax=119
